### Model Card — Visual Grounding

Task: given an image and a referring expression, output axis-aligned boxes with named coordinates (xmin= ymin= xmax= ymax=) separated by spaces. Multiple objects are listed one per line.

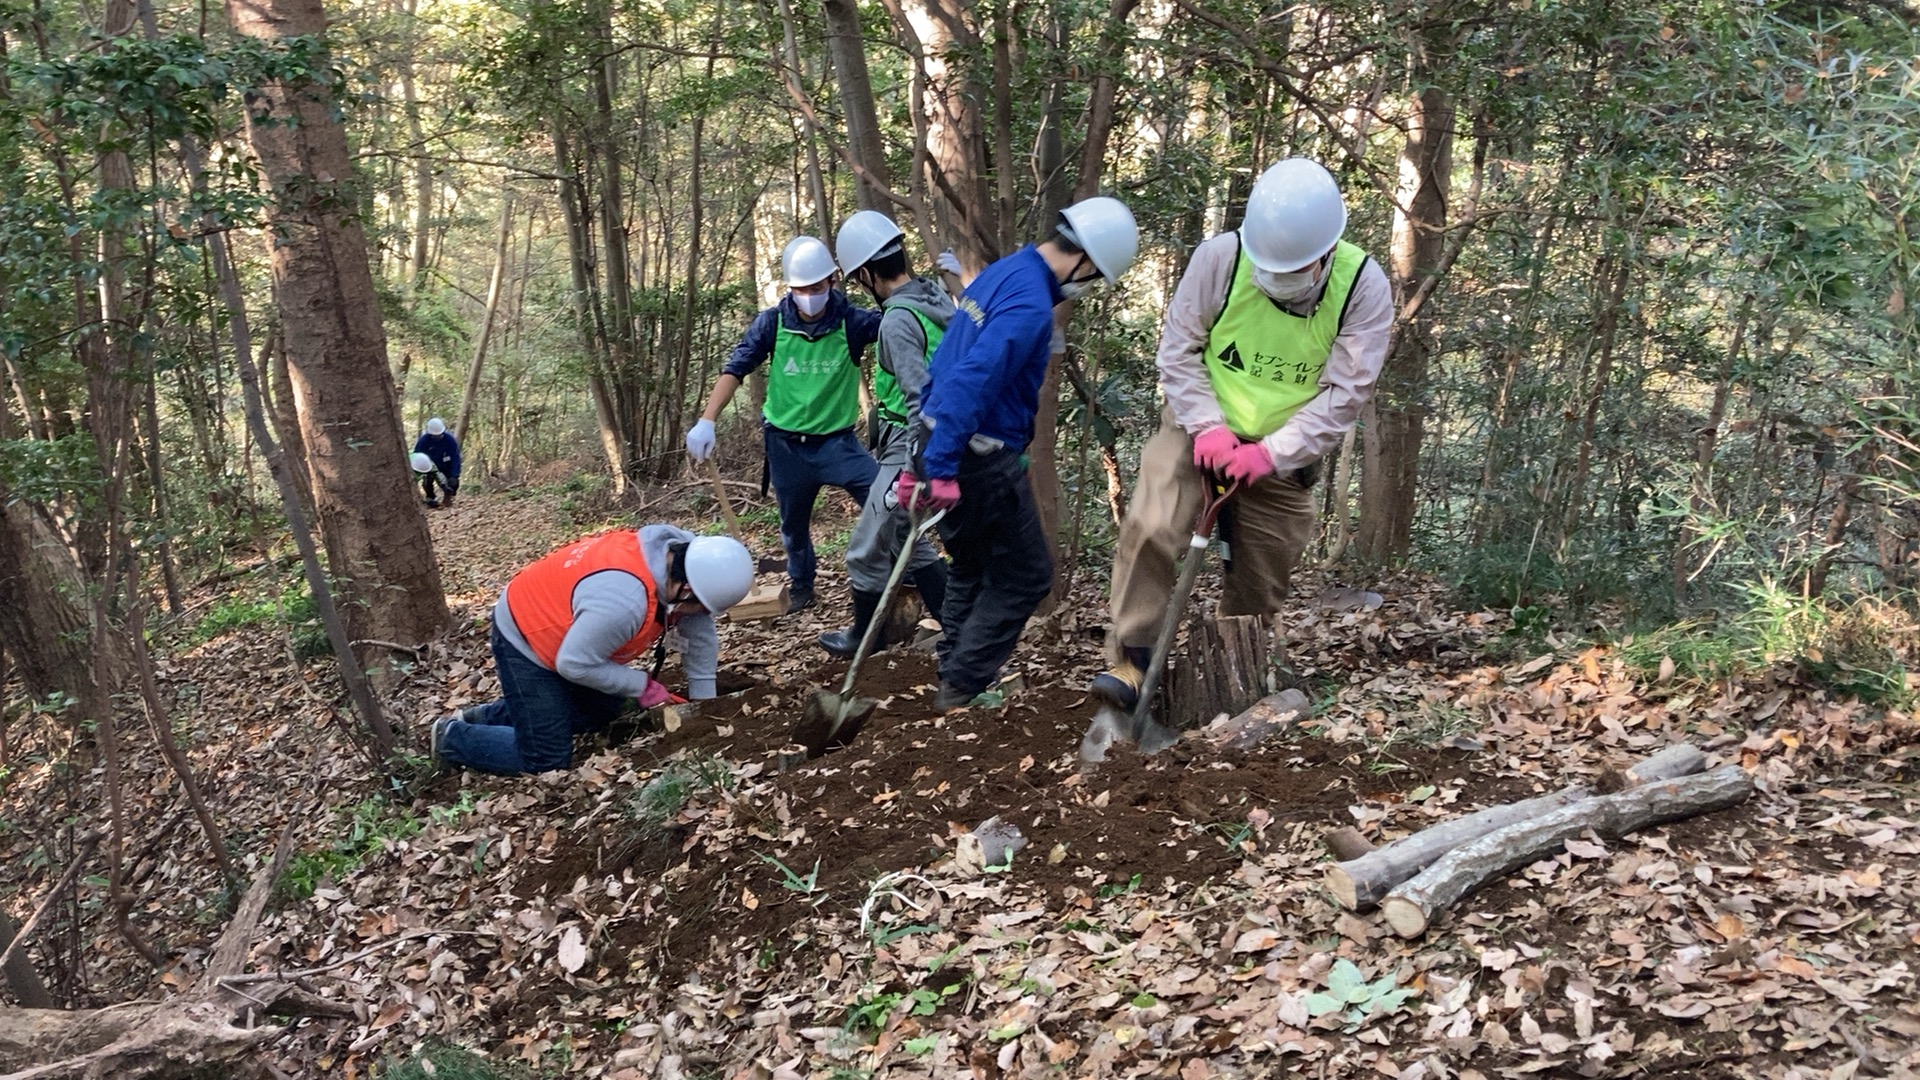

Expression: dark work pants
xmin=934 ymin=448 xmax=1053 ymax=696
xmin=763 ymin=426 xmax=878 ymax=595
xmin=438 ymin=625 xmax=626 ymax=774
xmin=421 ymin=472 xmax=458 ymax=503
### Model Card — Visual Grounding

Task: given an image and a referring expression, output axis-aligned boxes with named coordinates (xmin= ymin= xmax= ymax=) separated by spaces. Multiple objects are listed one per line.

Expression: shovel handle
xmin=705 ymin=459 xmax=746 ymax=541
xmin=1126 ymin=475 xmax=1240 ymax=739
xmin=836 ymin=506 xmax=945 ymax=697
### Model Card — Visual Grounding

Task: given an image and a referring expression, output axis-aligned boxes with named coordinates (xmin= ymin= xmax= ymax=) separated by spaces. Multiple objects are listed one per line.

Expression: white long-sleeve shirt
xmin=1156 ymin=231 xmax=1394 ymax=471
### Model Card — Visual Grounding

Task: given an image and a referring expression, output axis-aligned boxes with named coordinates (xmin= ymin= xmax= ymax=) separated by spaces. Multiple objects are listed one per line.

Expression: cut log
xmin=1379 ymin=765 xmax=1754 ymax=938
xmin=1201 ymin=688 xmax=1311 ymax=752
xmin=1169 ymin=615 xmax=1283 ymax=732
xmin=1325 ymin=742 xmax=1711 ymax=911
xmin=1325 ymin=826 xmax=1376 ymax=862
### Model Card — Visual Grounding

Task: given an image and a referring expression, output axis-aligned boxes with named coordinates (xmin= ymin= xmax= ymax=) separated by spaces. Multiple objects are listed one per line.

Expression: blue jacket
xmin=918 ymin=246 xmax=1061 ymax=478
xmin=721 ymin=290 xmax=883 ymax=383
xmin=413 ymin=431 xmax=461 ymax=479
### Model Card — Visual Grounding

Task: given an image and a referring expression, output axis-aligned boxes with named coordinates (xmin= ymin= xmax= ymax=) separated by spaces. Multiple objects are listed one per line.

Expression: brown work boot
xmin=1089 ymin=646 xmax=1152 ymax=712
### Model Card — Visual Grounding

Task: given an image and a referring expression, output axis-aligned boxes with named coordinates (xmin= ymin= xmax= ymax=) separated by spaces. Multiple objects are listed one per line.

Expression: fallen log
xmin=1200 ymin=687 xmax=1311 ymax=752
xmin=1326 ymin=743 xmax=1708 ymax=911
xmin=1379 ymin=764 xmax=1754 ymax=938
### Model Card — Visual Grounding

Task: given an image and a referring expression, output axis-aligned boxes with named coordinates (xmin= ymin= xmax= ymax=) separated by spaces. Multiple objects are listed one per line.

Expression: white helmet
xmin=835 ymin=211 xmax=905 ymax=275
xmin=425 ymin=417 xmax=447 ymax=435
xmin=1241 ymin=159 xmax=1346 ymax=272
xmin=1057 ymin=196 xmax=1139 ymax=283
xmin=409 ymin=452 xmax=435 ymax=474
xmin=781 ymin=236 xmax=837 ymax=287
xmin=682 ymin=535 xmax=754 ymax=613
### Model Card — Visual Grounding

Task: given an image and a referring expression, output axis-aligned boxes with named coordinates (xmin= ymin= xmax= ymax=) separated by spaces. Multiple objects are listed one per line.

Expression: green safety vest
xmin=1202 ymin=238 xmax=1367 ymax=439
xmin=873 ymin=307 xmax=944 ymax=426
xmin=763 ymin=318 xmax=860 ymax=434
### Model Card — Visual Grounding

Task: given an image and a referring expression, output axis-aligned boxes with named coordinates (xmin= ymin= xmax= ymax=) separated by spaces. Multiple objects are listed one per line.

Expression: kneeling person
xmin=432 ymin=527 xmax=754 ymax=775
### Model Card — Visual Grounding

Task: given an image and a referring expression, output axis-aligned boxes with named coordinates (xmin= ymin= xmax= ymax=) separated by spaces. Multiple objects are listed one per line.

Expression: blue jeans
xmin=764 ymin=426 xmax=878 ymax=595
xmin=437 ymin=625 xmax=628 ymax=775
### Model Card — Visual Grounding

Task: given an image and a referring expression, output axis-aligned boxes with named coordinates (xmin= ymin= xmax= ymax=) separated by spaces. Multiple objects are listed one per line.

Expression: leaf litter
xmin=0 ymin=488 xmax=1915 ymax=1079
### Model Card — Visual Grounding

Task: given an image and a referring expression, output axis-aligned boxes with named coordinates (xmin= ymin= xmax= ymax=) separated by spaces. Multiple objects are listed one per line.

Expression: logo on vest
xmin=784 ymin=356 xmax=801 ymax=375
xmin=1218 ymin=341 xmax=1316 ymax=385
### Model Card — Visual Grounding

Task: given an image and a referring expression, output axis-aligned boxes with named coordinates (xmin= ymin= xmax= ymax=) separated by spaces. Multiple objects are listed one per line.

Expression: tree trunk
xmin=903 ymin=0 xmax=994 ymax=268
xmin=400 ymin=0 xmax=432 ymax=299
xmin=456 ymin=191 xmax=514 ymax=445
xmin=823 ymin=0 xmax=891 ymax=211
xmin=0 ymin=499 xmax=98 ymax=703
xmin=1326 ymin=743 xmax=1709 ymax=911
xmin=1357 ymin=76 xmax=1453 ymax=563
xmin=1380 ymin=766 xmax=1753 ymax=938
xmin=225 ymin=0 xmax=448 ymax=651
xmin=1675 ymin=290 xmax=1754 ymax=602
xmin=1169 ymin=615 xmax=1285 ymax=732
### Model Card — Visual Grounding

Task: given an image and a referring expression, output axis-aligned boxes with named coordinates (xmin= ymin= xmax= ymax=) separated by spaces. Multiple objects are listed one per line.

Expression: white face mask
xmin=1059 ymin=279 xmax=1102 ymax=302
xmin=1253 ymin=266 xmax=1324 ymax=303
xmin=792 ymin=289 xmax=829 ymax=317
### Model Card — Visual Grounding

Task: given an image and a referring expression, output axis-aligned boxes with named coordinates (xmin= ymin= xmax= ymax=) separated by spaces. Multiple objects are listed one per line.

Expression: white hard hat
xmin=1057 ymin=196 xmax=1139 ymax=283
xmin=425 ymin=417 xmax=447 ymax=435
xmin=1241 ymin=159 xmax=1347 ymax=272
xmin=683 ymin=535 xmax=754 ymax=612
xmin=781 ymin=236 xmax=837 ymax=287
xmin=410 ymin=452 xmax=435 ymax=473
xmin=835 ymin=211 xmax=904 ymax=275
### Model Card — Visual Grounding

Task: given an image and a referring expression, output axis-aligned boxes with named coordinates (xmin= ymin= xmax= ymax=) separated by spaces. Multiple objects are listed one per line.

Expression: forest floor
xmin=3 ymin=481 xmax=1918 ymax=1080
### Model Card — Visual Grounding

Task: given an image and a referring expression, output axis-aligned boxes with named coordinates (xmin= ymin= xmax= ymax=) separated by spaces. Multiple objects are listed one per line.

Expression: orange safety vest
xmin=504 ymin=531 xmax=665 ymax=670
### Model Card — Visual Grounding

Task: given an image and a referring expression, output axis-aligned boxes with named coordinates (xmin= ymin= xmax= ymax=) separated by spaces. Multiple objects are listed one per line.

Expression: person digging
xmin=818 ymin=210 xmax=954 ymax=659
xmin=685 ymin=236 xmax=884 ymax=615
xmin=429 ymin=527 xmax=754 ymax=776
xmin=413 ymin=416 xmax=461 ymax=508
xmin=1091 ymin=158 xmax=1391 ymax=716
xmin=899 ymin=195 xmax=1140 ymax=711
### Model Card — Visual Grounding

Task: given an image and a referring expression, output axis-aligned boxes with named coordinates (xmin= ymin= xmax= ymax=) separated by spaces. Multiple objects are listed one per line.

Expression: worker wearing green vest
xmin=687 ymin=236 xmax=884 ymax=614
xmin=1092 ymin=159 xmax=1393 ymax=712
xmin=820 ymin=211 xmax=955 ymax=657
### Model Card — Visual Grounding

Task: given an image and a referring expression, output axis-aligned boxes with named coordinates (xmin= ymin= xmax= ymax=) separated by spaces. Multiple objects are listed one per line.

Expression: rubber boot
xmin=818 ymin=589 xmax=882 ymax=658
xmin=911 ymin=560 xmax=950 ymax=629
xmin=1089 ymin=645 xmax=1153 ymax=712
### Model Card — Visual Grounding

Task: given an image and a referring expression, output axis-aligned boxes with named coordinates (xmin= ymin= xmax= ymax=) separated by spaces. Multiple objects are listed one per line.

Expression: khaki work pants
xmin=1107 ymin=410 xmax=1318 ymax=659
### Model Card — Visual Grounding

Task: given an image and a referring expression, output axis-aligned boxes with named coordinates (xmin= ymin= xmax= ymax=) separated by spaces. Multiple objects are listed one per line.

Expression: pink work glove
xmin=636 ymin=678 xmax=684 ymax=710
xmin=896 ymin=472 xmax=961 ymax=512
xmin=1222 ymin=440 xmax=1276 ymax=485
xmin=1191 ymin=426 xmax=1241 ymax=473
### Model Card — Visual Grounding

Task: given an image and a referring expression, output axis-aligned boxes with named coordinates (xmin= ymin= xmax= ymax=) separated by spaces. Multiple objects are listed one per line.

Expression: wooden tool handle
xmin=705 ymin=459 xmax=746 ymax=541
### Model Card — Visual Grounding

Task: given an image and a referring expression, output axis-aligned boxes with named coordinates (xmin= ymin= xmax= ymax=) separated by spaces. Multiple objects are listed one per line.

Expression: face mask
xmin=1059 ymin=278 xmax=1101 ymax=302
xmin=793 ymin=289 xmax=829 ymax=317
xmin=1254 ymin=266 xmax=1324 ymax=303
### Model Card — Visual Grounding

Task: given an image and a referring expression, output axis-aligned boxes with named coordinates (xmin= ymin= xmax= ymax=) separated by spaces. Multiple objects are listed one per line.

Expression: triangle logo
xmin=1218 ymin=341 xmax=1246 ymax=372
xmin=784 ymin=356 xmax=801 ymax=375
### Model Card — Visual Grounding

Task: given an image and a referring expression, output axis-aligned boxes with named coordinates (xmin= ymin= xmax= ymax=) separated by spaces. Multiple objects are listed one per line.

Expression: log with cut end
xmin=1202 ymin=687 xmax=1311 ymax=752
xmin=1325 ymin=742 xmax=1709 ymax=911
xmin=1378 ymin=764 xmax=1753 ymax=938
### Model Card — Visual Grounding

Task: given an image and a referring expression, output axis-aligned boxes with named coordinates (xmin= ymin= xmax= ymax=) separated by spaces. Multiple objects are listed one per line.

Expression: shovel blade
xmin=793 ymin=690 xmax=877 ymax=757
xmin=1079 ymin=704 xmax=1183 ymax=762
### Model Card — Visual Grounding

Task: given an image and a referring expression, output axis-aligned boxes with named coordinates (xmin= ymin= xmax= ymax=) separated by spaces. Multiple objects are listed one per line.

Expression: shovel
xmin=706 ymin=459 xmax=790 ymax=621
xmin=1080 ymin=475 xmax=1236 ymax=761
xmin=793 ymin=504 xmax=945 ymax=756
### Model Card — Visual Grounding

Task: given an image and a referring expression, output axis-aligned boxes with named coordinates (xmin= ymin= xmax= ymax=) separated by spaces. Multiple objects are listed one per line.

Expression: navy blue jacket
xmin=721 ymin=290 xmax=883 ymax=382
xmin=413 ymin=431 xmax=461 ymax=479
xmin=918 ymin=246 xmax=1061 ymax=478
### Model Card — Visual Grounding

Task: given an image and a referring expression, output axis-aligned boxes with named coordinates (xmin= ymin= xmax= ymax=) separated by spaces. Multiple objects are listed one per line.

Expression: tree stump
xmin=1168 ymin=615 xmax=1284 ymax=732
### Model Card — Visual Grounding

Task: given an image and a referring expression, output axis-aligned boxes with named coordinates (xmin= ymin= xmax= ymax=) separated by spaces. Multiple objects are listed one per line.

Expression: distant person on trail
xmin=413 ymin=417 xmax=461 ymax=508
xmin=430 ymin=527 xmax=754 ymax=776
xmin=817 ymin=210 xmax=953 ymax=659
xmin=1090 ymin=158 xmax=1391 ymax=713
xmin=685 ymin=236 xmax=884 ymax=615
xmin=896 ymin=195 xmax=1139 ymax=711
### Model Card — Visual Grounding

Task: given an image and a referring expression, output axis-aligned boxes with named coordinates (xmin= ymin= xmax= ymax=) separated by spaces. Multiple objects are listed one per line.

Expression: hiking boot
xmin=786 ymin=587 xmax=816 ymax=615
xmin=429 ymin=711 xmax=460 ymax=762
xmin=911 ymin=560 xmax=949 ymax=628
xmin=442 ymin=492 xmax=456 ymax=509
xmin=934 ymin=683 xmax=980 ymax=711
xmin=424 ymin=498 xmax=440 ymax=508
xmin=819 ymin=590 xmax=883 ymax=659
xmin=1089 ymin=646 xmax=1153 ymax=712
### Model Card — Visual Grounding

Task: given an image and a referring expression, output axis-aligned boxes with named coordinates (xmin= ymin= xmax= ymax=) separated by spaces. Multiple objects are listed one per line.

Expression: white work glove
xmin=936 ymin=249 xmax=962 ymax=276
xmin=685 ymin=418 xmax=716 ymax=462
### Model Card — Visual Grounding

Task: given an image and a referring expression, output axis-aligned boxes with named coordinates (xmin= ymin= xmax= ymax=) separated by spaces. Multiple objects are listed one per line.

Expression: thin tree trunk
xmin=823 ymin=0 xmax=891 ymax=211
xmin=137 ymin=366 xmax=183 ymax=613
xmin=1675 ymin=290 xmax=1754 ymax=602
xmin=776 ymin=0 xmax=833 ymax=238
xmin=456 ymin=191 xmax=514 ymax=444
xmin=400 ymin=0 xmax=431 ymax=296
